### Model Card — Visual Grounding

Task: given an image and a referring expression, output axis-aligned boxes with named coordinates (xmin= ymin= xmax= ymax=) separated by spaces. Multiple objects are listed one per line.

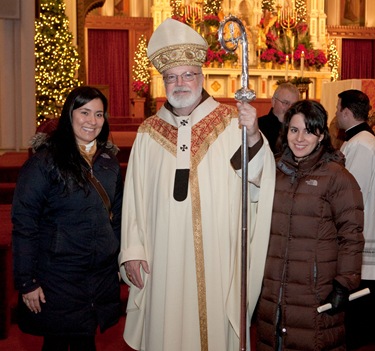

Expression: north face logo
xmin=306 ymin=179 xmax=318 ymax=186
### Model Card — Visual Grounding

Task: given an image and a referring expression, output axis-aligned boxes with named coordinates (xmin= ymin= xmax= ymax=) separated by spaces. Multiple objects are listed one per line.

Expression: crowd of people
xmin=11 ymin=18 xmax=374 ymax=351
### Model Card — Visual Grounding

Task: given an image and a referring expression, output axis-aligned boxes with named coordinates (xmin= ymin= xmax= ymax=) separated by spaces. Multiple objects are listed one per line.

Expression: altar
xmin=150 ymin=67 xmax=332 ymax=101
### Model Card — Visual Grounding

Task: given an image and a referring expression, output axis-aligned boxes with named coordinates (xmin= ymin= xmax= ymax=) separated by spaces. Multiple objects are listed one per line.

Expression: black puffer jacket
xmin=256 ymin=147 xmax=364 ymax=351
xmin=12 ymin=139 xmax=123 ymax=336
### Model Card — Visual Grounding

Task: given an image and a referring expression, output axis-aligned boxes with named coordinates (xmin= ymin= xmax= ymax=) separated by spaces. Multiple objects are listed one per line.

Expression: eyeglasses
xmin=163 ymin=72 xmax=202 ymax=84
xmin=274 ymin=96 xmax=292 ymax=107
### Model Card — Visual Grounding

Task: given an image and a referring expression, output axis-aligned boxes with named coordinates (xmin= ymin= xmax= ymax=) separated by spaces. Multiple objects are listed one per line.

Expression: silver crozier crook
xmin=218 ymin=15 xmax=256 ymax=351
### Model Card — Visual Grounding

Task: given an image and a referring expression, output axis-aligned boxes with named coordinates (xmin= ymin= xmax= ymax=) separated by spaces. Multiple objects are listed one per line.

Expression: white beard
xmin=167 ymin=83 xmax=203 ymax=109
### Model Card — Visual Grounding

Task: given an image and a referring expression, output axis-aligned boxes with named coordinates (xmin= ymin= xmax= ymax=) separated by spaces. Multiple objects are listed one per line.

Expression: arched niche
xmin=77 ymin=0 xmax=105 ymax=83
xmin=76 ymin=0 xmax=153 ymax=88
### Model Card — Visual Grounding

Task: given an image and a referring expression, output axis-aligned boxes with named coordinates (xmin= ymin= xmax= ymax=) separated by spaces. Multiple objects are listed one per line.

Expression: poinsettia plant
xmin=311 ymin=49 xmax=328 ymax=69
xmin=132 ymin=80 xmax=149 ymax=97
xmin=203 ymin=14 xmax=220 ymax=26
xmin=205 ymin=47 xmax=226 ymax=65
xmin=294 ymin=44 xmax=327 ymax=69
xmin=260 ymin=48 xmax=277 ymax=63
xmin=257 ymin=11 xmax=328 ymax=71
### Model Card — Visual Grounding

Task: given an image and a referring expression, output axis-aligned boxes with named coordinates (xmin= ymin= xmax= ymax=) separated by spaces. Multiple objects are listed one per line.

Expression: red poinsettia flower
xmin=132 ymin=80 xmax=149 ymax=97
xmin=260 ymin=48 xmax=277 ymax=62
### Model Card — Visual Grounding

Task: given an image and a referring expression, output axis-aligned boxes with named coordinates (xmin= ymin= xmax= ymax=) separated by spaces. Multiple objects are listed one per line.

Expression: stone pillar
xmin=307 ymin=0 xmax=327 ymax=50
xmin=0 ymin=0 xmax=35 ymax=150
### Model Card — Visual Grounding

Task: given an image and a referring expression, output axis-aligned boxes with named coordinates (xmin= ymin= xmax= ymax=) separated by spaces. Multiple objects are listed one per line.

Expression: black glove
xmin=323 ymin=280 xmax=349 ymax=316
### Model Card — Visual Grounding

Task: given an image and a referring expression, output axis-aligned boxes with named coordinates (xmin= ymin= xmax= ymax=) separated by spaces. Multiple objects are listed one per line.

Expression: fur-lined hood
xmin=29 ymin=132 xmax=120 ymax=155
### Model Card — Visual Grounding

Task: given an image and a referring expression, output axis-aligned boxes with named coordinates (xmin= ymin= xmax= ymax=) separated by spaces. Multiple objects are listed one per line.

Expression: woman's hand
xmin=22 ymin=287 xmax=46 ymax=314
xmin=125 ymin=260 xmax=150 ymax=289
xmin=237 ymin=101 xmax=261 ymax=147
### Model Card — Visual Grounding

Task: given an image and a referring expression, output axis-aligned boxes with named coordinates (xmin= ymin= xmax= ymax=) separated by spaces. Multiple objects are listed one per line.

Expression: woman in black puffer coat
xmin=255 ymin=100 xmax=364 ymax=351
xmin=12 ymin=86 xmax=123 ymax=351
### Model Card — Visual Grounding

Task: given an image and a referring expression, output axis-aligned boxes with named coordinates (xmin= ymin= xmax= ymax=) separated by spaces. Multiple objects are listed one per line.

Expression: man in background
xmin=258 ymin=82 xmax=299 ymax=154
xmin=335 ymin=89 xmax=375 ymax=350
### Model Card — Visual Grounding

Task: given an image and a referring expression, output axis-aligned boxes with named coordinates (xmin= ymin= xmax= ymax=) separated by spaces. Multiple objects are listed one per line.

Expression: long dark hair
xmin=49 ymin=86 xmax=110 ymax=189
xmin=281 ymin=100 xmax=334 ymax=153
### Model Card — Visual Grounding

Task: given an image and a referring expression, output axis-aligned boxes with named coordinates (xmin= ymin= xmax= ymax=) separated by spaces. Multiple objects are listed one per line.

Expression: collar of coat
xmin=276 ymin=146 xmax=345 ymax=181
xmin=29 ymin=131 xmax=119 ymax=156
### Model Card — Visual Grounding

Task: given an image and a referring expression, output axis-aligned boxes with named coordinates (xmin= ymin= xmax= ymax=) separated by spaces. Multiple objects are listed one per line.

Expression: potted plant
xmin=310 ymin=49 xmax=328 ymax=70
xmin=132 ymin=80 xmax=149 ymax=98
xmin=260 ymin=48 xmax=277 ymax=68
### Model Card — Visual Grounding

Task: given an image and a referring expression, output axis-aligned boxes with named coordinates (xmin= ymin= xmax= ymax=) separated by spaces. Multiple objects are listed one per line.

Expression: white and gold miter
xmin=147 ymin=18 xmax=208 ymax=74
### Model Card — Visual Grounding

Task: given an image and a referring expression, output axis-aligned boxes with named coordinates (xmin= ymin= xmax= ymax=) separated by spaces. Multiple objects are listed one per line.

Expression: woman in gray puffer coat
xmin=12 ymin=86 xmax=123 ymax=351
xmin=255 ymin=100 xmax=364 ymax=351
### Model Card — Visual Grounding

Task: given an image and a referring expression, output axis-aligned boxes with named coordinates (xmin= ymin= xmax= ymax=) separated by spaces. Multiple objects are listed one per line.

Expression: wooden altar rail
xmin=155 ymin=97 xmax=272 ymax=117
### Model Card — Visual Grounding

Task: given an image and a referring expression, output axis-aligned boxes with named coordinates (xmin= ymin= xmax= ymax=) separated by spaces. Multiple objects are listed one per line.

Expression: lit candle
xmin=301 ymin=50 xmax=305 ymax=77
xmin=285 ymin=55 xmax=289 ymax=80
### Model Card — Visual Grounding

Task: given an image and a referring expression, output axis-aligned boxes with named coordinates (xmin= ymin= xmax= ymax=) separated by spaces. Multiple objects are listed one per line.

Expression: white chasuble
xmin=119 ymin=97 xmax=275 ymax=351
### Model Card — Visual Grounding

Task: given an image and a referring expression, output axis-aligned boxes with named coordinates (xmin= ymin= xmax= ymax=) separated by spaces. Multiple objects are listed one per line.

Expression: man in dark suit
xmin=258 ymin=82 xmax=299 ymax=154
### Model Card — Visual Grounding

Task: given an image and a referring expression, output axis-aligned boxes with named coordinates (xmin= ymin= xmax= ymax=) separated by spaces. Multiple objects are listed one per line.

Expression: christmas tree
xmin=328 ymin=39 xmax=340 ymax=81
xmin=204 ymin=0 xmax=222 ymax=15
xmin=35 ymin=0 xmax=81 ymax=123
xmin=132 ymin=35 xmax=150 ymax=97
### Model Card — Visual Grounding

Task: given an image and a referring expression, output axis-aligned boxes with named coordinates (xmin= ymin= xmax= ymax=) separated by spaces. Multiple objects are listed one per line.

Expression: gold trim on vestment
xmin=190 ymin=168 xmax=208 ymax=351
xmin=139 ymin=116 xmax=177 ymax=156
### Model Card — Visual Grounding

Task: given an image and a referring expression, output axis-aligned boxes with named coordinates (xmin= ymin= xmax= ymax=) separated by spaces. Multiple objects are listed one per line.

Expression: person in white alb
xmin=335 ymin=89 xmax=375 ymax=350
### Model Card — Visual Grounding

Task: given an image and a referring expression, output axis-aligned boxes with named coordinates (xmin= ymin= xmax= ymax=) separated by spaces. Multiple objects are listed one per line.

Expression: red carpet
xmin=0 ymin=316 xmax=136 ymax=351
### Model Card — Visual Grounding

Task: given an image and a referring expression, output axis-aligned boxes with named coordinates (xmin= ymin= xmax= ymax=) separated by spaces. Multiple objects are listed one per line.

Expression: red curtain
xmin=87 ymin=29 xmax=129 ymax=117
xmin=341 ymin=39 xmax=375 ymax=80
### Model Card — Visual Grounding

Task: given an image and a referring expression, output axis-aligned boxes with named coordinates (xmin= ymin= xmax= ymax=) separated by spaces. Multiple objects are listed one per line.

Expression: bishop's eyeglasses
xmin=163 ymin=72 xmax=202 ymax=84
